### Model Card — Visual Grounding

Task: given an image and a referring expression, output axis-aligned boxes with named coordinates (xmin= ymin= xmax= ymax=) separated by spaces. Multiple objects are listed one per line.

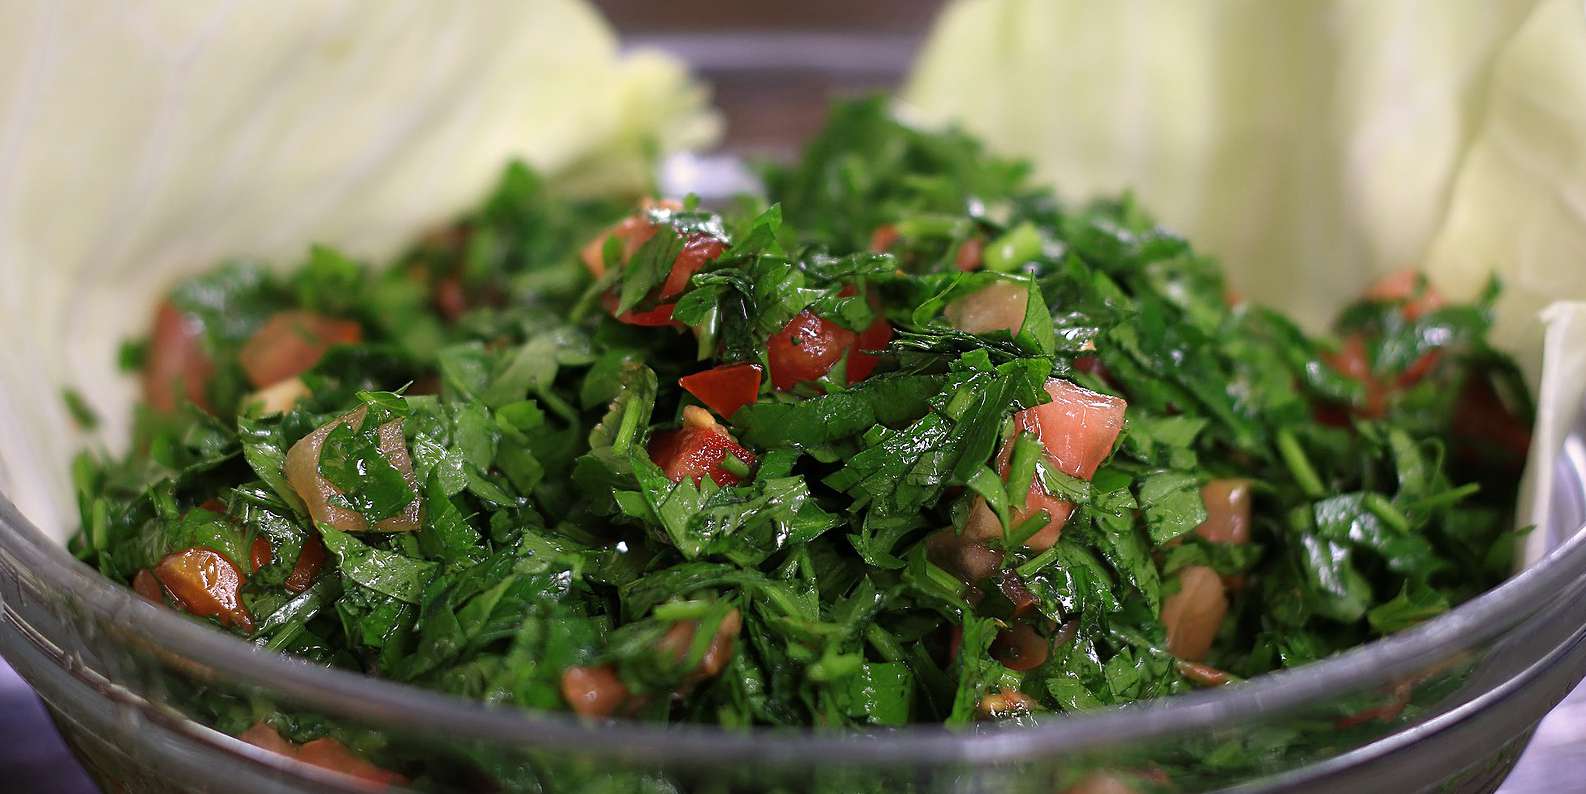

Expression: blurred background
xmin=594 ymin=0 xmax=944 ymax=148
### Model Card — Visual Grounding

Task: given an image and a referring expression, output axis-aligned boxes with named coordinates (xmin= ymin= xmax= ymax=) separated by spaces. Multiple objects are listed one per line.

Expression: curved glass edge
xmin=0 ymin=422 xmax=1581 ymax=770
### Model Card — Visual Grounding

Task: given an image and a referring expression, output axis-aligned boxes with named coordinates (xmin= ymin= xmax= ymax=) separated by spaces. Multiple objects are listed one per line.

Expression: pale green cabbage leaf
xmin=0 ymin=1 xmax=717 ymax=540
xmin=906 ymin=0 xmax=1586 ymax=557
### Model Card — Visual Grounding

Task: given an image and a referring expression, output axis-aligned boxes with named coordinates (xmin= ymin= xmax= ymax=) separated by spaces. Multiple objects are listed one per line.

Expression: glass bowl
xmin=4 ymin=26 xmax=1586 ymax=794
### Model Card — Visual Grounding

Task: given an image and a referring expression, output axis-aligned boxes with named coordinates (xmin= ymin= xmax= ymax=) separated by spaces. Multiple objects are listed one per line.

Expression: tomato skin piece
xmin=600 ymin=291 xmax=684 ymax=327
xmin=296 ymin=738 xmax=408 ymax=787
xmin=1161 ymin=565 xmax=1227 ymax=662
xmin=239 ymin=722 xmax=296 ymax=756
xmin=249 ymin=536 xmax=273 ymax=572
xmin=660 ymin=236 xmax=726 ymax=300
xmin=965 ymin=379 xmax=1127 ymax=550
xmin=990 ymin=624 xmax=1048 ymax=671
xmin=954 ymin=237 xmax=984 ymax=271
xmin=132 ymin=569 xmax=164 ymax=603
xmin=849 ymin=311 xmax=893 ymax=383
xmin=581 ymin=201 xmax=724 ymax=327
xmin=144 ymin=301 xmax=214 ymax=413
xmin=562 ymin=665 xmax=631 ymax=718
xmin=679 ymin=363 xmax=763 ymax=419
xmin=766 ymin=308 xmax=891 ymax=390
xmin=240 ymin=723 xmax=406 ymax=787
xmin=1195 ymin=479 xmax=1252 ymax=545
xmin=1452 ymin=373 xmax=1533 ymax=464
xmin=869 ymin=225 xmax=900 ymax=252
xmin=580 ymin=200 xmax=680 ymax=278
xmin=1365 ymin=270 xmax=1444 ymax=320
xmin=284 ymin=407 xmax=422 ymax=533
xmin=284 ymin=536 xmax=327 ymax=593
xmin=153 ymin=547 xmax=253 ymax=632
xmin=944 ymin=281 xmax=1029 ymax=335
xmin=647 ymin=426 xmax=755 ymax=487
xmin=767 ymin=310 xmax=854 ymax=390
xmin=238 ymin=311 xmax=362 ymax=389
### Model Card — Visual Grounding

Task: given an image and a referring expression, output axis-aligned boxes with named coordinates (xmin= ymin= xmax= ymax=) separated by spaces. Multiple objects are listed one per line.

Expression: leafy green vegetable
xmin=69 ymin=99 xmax=1530 ymax=791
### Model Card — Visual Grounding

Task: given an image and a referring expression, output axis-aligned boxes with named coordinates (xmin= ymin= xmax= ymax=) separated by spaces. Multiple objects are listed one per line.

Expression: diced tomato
xmin=284 ymin=536 xmax=327 ymax=593
xmin=1335 ymin=680 xmax=1414 ymax=729
xmin=239 ymin=722 xmax=297 ymax=756
xmin=1022 ymin=379 xmax=1128 ymax=480
xmin=153 ymin=547 xmax=253 ymax=631
xmin=999 ymin=573 xmax=1040 ymax=617
xmin=925 ymin=530 xmax=1004 ymax=584
xmin=648 ymin=424 xmax=755 ymax=487
xmin=1452 ymin=373 xmax=1533 ymax=465
xmin=432 ymin=275 xmax=469 ymax=322
xmin=1161 ymin=565 xmax=1227 ymax=662
xmin=581 ymin=201 xmax=724 ymax=327
xmin=1195 ymin=479 xmax=1252 ymax=545
xmin=990 ymin=624 xmax=1048 ymax=671
xmin=660 ymin=236 xmax=726 ymax=299
xmin=657 ymin=608 xmax=742 ymax=681
xmin=580 ymin=202 xmax=677 ymax=278
xmin=284 ymin=407 xmax=422 ymax=533
xmin=295 ymin=738 xmax=408 ymax=787
xmin=965 ymin=379 xmax=1127 ymax=551
xmin=944 ymin=281 xmax=1029 ymax=335
xmin=767 ymin=308 xmax=891 ymax=390
xmin=132 ymin=569 xmax=164 ymax=603
xmin=143 ymin=301 xmax=214 ymax=413
xmin=1365 ymin=270 xmax=1444 ymax=320
xmin=680 ymin=363 xmax=762 ymax=419
xmin=955 ymin=237 xmax=984 ymax=271
xmin=249 ymin=536 xmax=273 ymax=572
xmin=976 ymin=689 xmax=1038 ymax=720
xmin=561 ymin=665 xmax=631 ymax=718
xmin=849 ymin=311 xmax=892 ymax=382
xmin=239 ymin=723 xmax=405 ymax=787
xmin=1064 ymin=772 xmax=1143 ymax=794
xmin=767 ymin=311 xmax=854 ymax=390
xmin=869 ymin=225 xmax=900 ymax=252
xmin=599 ymin=292 xmax=684 ymax=328
xmin=238 ymin=311 xmax=362 ymax=389
xmin=1176 ymin=659 xmax=1233 ymax=687
xmin=1324 ymin=334 xmax=1388 ymax=418
xmin=1325 ymin=331 xmax=1443 ymax=421
xmin=1398 ymin=350 xmax=1443 ymax=387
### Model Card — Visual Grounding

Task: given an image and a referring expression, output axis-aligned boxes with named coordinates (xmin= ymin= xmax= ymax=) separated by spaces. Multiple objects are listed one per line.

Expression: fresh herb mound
xmin=70 ymin=99 xmax=1531 ymax=781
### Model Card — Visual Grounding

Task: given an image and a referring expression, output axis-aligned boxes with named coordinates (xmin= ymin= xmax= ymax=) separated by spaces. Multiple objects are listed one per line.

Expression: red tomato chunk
xmin=153 ymin=547 xmax=253 ymax=631
xmin=679 ymin=363 xmax=762 ymax=419
xmin=965 ymin=378 xmax=1127 ymax=551
xmin=767 ymin=308 xmax=891 ymax=391
xmin=649 ymin=421 xmax=756 ymax=488
xmin=143 ymin=301 xmax=214 ymax=413
xmin=580 ymin=200 xmax=726 ymax=327
xmin=238 ymin=311 xmax=362 ymax=389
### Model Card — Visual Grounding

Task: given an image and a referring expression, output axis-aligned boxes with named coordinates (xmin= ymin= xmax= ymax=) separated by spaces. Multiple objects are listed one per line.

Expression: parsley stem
xmin=535 ymin=388 xmax=578 ymax=424
xmin=612 ymin=397 xmax=643 ymax=454
xmin=865 ymin=623 xmax=907 ymax=662
xmin=1016 ymin=545 xmax=1062 ymax=577
xmin=1276 ymin=428 xmax=1325 ymax=499
xmin=1363 ymin=492 xmax=1411 ymax=533
xmin=944 ymin=387 xmax=975 ymax=421
xmin=1405 ymin=482 xmax=1481 ymax=512
xmin=721 ymin=452 xmax=752 ymax=479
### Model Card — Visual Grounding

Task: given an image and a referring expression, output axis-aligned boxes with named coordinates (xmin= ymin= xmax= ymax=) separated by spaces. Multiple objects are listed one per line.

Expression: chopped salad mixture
xmin=69 ymin=99 xmax=1532 ymax=785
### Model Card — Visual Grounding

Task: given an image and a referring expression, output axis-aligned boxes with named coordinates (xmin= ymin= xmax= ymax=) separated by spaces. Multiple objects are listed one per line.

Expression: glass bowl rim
xmin=3 ymin=439 xmax=1585 ymax=769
